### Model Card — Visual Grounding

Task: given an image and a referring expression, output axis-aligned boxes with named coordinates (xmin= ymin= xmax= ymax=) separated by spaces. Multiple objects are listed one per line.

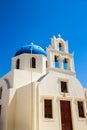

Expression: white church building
xmin=0 ymin=35 xmax=87 ymax=130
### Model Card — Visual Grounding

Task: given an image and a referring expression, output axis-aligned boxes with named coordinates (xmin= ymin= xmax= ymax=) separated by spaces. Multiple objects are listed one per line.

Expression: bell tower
xmin=47 ymin=35 xmax=75 ymax=75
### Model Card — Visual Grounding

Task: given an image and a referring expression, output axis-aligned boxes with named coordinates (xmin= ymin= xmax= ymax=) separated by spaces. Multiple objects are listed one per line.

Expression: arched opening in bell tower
xmin=59 ymin=43 xmax=63 ymax=51
xmin=54 ymin=55 xmax=59 ymax=68
xmin=63 ymin=58 xmax=70 ymax=70
xmin=58 ymin=42 xmax=64 ymax=52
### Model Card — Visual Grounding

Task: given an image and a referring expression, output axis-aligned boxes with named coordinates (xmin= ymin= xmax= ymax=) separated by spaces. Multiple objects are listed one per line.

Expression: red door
xmin=60 ymin=100 xmax=73 ymax=130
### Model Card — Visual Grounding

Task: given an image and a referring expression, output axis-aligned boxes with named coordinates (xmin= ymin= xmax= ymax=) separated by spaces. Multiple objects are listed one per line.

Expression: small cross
xmin=58 ymin=34 xmax=61 ymax=38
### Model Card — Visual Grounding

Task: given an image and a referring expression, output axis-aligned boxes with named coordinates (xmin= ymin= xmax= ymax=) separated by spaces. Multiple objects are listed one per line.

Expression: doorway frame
xmin=57 ymin=97 xmax=74 ymax=130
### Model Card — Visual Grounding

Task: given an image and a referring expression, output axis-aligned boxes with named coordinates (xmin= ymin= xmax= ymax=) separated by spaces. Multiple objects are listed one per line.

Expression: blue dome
xmin=14 ymin=43 xmax=47 ymax=57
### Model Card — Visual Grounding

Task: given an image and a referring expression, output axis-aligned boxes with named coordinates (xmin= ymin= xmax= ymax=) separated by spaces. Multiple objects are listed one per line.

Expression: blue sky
xmin=0 ymin=0 xmax=87 ymax=87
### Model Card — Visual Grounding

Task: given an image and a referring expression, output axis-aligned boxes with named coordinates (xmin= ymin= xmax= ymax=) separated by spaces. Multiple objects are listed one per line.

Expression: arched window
xmin=31 ymin=57 xmax=36 ymax=68
xmin=63 ymin=58 xmax=68 ymax=70
xmin=46 ymin=61 xmax=47 ymax=68
xmin=59 ymin=43 xmax=62 ymax=51
xmin=63 ymin=58 xmax=70 ymax=70
xmin=54 ymin=55 xmax=59 ymax=68
xmin=0 ymin=105 xmax=1 ymax=116
xmin=16 ymin=59 xmax=20 ymax=69
xmin=59 ymin=42 xmax=64 ymax=52
xmin=0 ymin=87 xmax=2 ymax=99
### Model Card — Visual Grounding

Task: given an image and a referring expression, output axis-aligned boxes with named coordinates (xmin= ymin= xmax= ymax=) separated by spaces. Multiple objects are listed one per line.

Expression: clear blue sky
xmin=0 ymin=0 xmax=87 ymax=87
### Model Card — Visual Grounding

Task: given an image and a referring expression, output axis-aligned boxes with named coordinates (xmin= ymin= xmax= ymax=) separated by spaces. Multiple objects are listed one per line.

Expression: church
xmin=0 ymin=35 xmax=87 ymax=130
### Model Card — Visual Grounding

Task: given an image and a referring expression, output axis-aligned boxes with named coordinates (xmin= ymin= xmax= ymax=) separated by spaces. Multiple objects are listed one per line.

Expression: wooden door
xmin=60 ymin=100 xmax=73 ymax=130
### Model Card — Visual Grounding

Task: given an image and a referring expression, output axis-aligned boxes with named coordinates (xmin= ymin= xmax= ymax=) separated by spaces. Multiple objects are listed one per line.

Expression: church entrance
xmin=60 ymin=100 xmax=73 ymax=130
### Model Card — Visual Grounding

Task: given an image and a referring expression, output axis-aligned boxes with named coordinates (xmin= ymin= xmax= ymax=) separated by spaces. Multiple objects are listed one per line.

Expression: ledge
xmin=47 ymin=68 xmax=76 ymax=76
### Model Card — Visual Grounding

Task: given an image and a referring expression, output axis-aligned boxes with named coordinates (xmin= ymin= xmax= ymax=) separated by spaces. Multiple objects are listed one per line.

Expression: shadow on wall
xmin=14 ymin=84 xmax=33 ymax=130
xmin=0 ymin=117 xmax=3 ymax=130
xmin=1 ymin=82 xmax=33 ymax=130
xmin=0 ymin=79 xmax=10 ymax=130
xmin=7 ymin=91 xmax=17 ymax=130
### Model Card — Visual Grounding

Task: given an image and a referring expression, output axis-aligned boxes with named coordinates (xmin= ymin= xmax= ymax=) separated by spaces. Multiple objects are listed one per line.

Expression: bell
xmin=64 ymin=59 xmax=67 ymax=63
xmin=59 ymin=43 xmax=62 ymax=47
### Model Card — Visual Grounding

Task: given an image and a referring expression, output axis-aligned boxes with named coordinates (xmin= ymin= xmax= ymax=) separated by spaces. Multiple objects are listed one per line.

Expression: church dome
xmin=14 ymin=43 xmax=47 ymax=57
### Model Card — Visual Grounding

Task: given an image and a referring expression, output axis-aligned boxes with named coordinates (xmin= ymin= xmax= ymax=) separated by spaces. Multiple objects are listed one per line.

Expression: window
xmin=63 ymin=58 xmax=68 ymax=70
xmin=0 ymin=87 xmax=2 ymax=99
xmin=44 ymin=99 xmax=53 ymax=118
xmin=30 ymin=57 xmax=36 ymax=68
xmin=55 ymin=55 xmax=58 ymax=62
xmin=46 ymin=61 xmax=47 ymax=68
xmin=59 ymin=42 xmax=64 ymax=52
xmin=0 ymin=105 xmax=1 ymax=116
xmin=54 ymin=56 xmax=59 ymax=68
xmin=77 ymin=101 xmax=85 ymax=118
xmin=59 ymin=43 xmax=63 ymax=51
xmin=16 ymin=59 xmax=20 ymax=69
xmin=63 ymin=58 xmax=70 ymax=70
xmin=61 ymin=81 xmax=68 ymax=93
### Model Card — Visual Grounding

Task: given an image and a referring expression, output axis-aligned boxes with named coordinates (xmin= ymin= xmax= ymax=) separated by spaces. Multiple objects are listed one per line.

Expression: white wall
xmin=12 ymin=54 xmax=47 ymax=74
xmin=15 ymin=83 xmax=33 ymax=130
xmin=37 ymin=71 xmax=87 ymax=130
